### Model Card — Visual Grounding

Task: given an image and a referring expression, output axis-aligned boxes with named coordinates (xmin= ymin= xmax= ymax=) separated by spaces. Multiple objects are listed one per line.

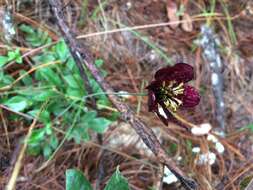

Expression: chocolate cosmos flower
xmin=146 ymin=63 xmax=200 ymax=125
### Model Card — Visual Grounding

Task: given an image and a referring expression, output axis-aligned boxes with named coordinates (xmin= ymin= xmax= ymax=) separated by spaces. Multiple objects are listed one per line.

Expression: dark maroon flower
xmin=146 ymin=63 xmax=200 ymax=125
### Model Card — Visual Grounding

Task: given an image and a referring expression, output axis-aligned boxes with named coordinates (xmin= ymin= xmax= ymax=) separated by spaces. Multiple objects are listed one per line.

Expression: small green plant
xmin=241 ymin=123 xmax=253 ymax=133
xmin=19 ymin=24 xmax=52 ymax=47
xmin=0 ymin=48 xmax=22 ymax=67
xmin=104 ymin=167 xmax=129 ymax=190
xmin=0 ymin=24 xmax=118 ymax=158
xmin=66 ymin=169 xmax=93 ymax=190
xmin=66 ymin=167 xmax=130 ymax=190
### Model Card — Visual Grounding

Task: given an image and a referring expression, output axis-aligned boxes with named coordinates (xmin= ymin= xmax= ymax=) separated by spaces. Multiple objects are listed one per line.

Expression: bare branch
xmin=48 ymin=1 xmax=197 ymax=189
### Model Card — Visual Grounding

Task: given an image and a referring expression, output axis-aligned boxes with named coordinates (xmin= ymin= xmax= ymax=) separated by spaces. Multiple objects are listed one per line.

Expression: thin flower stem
xmin=82 ymin=90 xmax=197 ymax=130
xmin=84 ymin=91 xmax=148 ymax=98
xmin=168 ymin=109 xmax=198 ymax=129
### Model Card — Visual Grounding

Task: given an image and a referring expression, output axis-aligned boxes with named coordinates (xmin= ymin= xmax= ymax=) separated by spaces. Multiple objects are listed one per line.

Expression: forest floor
xmin=1 ymin=1 xmax=253 ymax=190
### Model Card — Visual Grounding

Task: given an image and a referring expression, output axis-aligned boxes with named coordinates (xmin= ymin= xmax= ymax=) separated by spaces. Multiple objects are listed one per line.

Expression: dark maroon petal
xmin=148 ymin=90 xmax=158 ymax=112
xmin=181 ymin=85 xmax=200 ymax=107
xmin=146 ymin=80 xmax=161 ymax=90
xmin=155 ymin=63 xmax=194 ymax=83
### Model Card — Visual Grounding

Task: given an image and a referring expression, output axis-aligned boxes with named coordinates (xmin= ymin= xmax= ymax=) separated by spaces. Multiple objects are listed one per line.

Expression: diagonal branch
xmin=48 ymin=0 xmax=197 ymax=189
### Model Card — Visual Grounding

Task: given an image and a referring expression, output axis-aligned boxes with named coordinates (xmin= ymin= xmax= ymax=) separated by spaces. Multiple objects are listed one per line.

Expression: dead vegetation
xmin=1 ymin=0 xmax=253 ymax=190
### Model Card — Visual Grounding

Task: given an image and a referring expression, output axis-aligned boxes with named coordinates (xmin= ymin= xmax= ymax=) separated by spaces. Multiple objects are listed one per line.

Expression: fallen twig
xmin=48 ymin=0 xmax=197 ymax=189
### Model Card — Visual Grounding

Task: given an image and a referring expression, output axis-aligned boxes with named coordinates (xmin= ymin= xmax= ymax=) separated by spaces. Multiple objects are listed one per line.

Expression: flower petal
xmin=181 ymin=85 xmax=200 ymax=107
xmin=155 ymin=105 xmax=169 ymax=125
xmin=155 ymin=104 xmax=172 ymax=126
xmin=155 ymin=63 xmax=194 ymax=83
xmin=148 ymin=90 xmax=158 ymax=112
xmin=157 ymin=102 xmax=189 ymax=129
xmin=146 ymin=80 xmax=161 ymax=91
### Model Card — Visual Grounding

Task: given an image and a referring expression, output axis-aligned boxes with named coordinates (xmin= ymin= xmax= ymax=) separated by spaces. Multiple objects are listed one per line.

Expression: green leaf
xmin=245 ymin=123 xmax=253 ymax=132
xmin=240 ymin=175 xmax=253 ymax=189
xmin=0 ymin=71 xmax=14 ymax=87
xmin=19 ymin=24 xmax=34 ymax=34
xmin=55 ymin=40 xmax=69 ymax=61
xmin=89 ymin=78 xmax=110 ymax=106
xmin=8 ymin=50 xmax=16 ymax=59
xmin=104 ymin=167 xmax=129 ymax=190
xmin=68 ymin=111 xmax=98 ymax=143
xmin=19 ymin=70 xmax=33 ymax=85
xmin=95 ymin=59 xmax=104 ymax=67
xmin=30 ymin=90 xmax=57 ymax=102
xmin=26 ymin=29 xmax=48 ymax=47
xmin=7 ymin=49 xmax=22 ymax=64
xmin=68 ymin=122 xmax=91 ymax=144
xmin=43 ymin=143 xmax=52 ymax=158
xmin=15 ymin=49 xmax=23 ymax=63
xmin=36 ymin=67 xmax=62 ymax=87
xmin=70 ymin=127 xmax=90 ymax=144
xmin=66 ymin=169 xmax=93 ymax=190
xmin=186 ymin=140 xmax=192 ymax=152
xmin=108 ymin=111 xmax=120 ymax=121
xmin=66 ymin=57 xmax=78 ymax=72
xmin=69 ymin=129 xmax=82 ymax=144
xmin=33 ymin=53 xmax=56 ymax=63
xmin=64 ymin=74 xmax=83 ymax=89
xmin=4 ymin=96 xmax=29 ymax=112
xmin=19 ymin=24 xmax=52 ymax=47
xmin=27 ymin=143 xmax=41 ymax=156
xmin=88 ymin=117 xmax=111 ymax=133
xmin=28 ymin=128 xmax=46 ymax=144
xmin=0 ymin=56 xmax=9 ymax=67
xmin=66 ymin=87 xmax=85 ymax=98
xmin=45 ymin=123 xmax=52 ymax=135
xmin=81 ymin=111 xmax=97 ymax=123
xmin=39 ymin=30 xmax=51 ymax=45
xmin=47 ymin=100 xmax=68 ymax=117
xmin=28 ymin=110 xmax=50 ymax=124
xmin=49 ymin=134 xmax=59 ymax=149
xmin=167 ymin=143 xmax=177 ymax=155
xmin=81 ymin=130 xmax=90 ymax=142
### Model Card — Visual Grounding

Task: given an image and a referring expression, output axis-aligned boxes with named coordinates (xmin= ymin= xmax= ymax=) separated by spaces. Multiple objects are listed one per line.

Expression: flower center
xmin=159 ymin=81 xmax=184 ymax=112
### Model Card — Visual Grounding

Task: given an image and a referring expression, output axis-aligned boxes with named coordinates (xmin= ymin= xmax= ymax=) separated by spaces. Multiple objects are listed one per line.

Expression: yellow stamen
xmin=164 ymin=97 xmax=182 ymax=112
xmin=172 ymin=82 xmax=184 ymax=96
xmin=173 ymin=82 xmax=184 ymax=90
xmin=172 ymin=97 xmax=183 ymax=105
xmin=160 ymin=81 xmax=185 ymax=112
